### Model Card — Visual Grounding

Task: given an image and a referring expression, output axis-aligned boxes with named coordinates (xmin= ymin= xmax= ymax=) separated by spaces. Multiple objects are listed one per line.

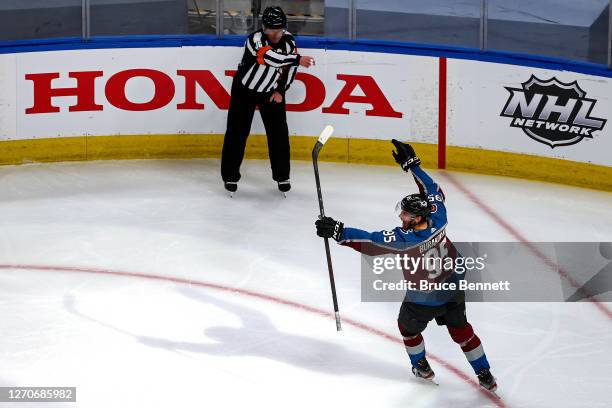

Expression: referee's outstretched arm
xmin=246 ymin=33 xmax=315 ymax=69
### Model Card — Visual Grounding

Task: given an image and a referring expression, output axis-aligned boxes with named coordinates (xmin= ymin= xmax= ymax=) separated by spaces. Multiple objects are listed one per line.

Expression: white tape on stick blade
xmin=318 ymin=125 xmax=334 ymax=145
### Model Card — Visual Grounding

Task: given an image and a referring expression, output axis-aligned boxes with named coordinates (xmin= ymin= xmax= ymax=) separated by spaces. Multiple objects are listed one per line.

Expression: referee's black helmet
xmin=262 ymin=6 xmax=287 ymax=29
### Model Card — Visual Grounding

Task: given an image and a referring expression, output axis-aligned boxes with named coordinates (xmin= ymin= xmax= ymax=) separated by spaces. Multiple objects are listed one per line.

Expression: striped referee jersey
xmin=236 ymin=29 xmax=301 ymax=94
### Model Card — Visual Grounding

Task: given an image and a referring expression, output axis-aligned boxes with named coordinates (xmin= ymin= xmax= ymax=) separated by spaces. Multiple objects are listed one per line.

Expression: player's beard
xmin=402 ymin=218 xmax=418 ymax=231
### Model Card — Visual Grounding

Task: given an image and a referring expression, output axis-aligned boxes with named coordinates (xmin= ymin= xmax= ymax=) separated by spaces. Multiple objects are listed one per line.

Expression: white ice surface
xmin=0 ymin=158 xmax=610 ymax=408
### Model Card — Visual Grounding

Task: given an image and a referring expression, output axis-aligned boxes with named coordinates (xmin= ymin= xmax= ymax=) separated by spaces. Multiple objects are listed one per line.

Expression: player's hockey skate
xmin=477 ymin=368 xmax=499 ymax=398
xmin=277 ymin=180 xmax=291 ymax=197
xmin=224 ymin=182 xmax=238 ymax=197
xmin=412 ymin=358 xmax=438 ymax=385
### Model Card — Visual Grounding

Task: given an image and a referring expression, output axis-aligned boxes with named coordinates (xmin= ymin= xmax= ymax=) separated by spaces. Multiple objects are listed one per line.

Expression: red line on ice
xmin=0 ymin=263 xmax=506 ymax=407
xmin=439 ymin=171 xmax=612 ymax=320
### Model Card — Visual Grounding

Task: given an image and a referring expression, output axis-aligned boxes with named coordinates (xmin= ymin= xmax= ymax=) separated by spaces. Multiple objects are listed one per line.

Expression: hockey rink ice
xmin=0 ymin=158 xmax=610 ymax=408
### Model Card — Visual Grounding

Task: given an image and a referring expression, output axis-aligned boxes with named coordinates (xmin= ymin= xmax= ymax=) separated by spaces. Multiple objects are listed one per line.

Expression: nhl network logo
xmin=500 ymin=75 xmax=607 ymax=148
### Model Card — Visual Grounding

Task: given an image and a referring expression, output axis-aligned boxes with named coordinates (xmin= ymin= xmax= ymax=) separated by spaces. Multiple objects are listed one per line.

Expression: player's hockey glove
xmin=392 ymin=139 xmax=421 ymax=171
xmin=315 ymin=216 xmax=344 ymax=242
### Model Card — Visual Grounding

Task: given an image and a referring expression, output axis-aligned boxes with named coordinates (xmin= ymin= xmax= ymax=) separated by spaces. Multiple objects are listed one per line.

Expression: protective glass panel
xmin=0 ymin=0 xmax=82 ymax=41
xmin=487 ymin=0 xmax=610 ymax=64
xmin=89 ymin=0 xmax=188 ymax=36
xmin=189 ymin=0 xmax=218 ymax=34
xmin=325 ymin=0 xmax=349 ymax=38
xmin=222 ymin=0 xmax=325 ymax=36
xmin=356 ymin=0 xmax=481 ymax=48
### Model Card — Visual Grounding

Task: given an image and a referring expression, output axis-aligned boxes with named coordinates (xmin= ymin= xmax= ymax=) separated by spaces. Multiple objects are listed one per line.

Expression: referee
xmin=221 ymin=6 xmax=315 ymax=196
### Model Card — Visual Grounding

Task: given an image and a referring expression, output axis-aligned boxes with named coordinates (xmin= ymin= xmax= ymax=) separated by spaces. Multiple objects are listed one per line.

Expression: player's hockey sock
xmin=448 ymin=323 xmax=491 ymax=374
xmin=399 ymin=323 xmax=425 ymax=367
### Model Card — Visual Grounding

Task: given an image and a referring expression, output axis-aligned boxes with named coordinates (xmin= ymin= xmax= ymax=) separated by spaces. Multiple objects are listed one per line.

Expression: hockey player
xmin=221 ymin=6 xmax=316 ymax=196
xmin=315 ymin=140 xmax=497 ymax=393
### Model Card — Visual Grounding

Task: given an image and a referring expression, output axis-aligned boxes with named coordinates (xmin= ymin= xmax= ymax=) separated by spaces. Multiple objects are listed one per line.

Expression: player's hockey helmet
xmin=395 ymin=194 xmax=431 ymax=218
xmin=262 ymin=6 xmax=287 ymax=29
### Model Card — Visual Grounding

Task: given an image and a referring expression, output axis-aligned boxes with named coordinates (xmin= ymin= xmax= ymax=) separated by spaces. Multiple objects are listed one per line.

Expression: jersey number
xmin=423 ymin=238 xmax=449 ymax=279
xmin=383 ymin=230 xmax=396 ymax=243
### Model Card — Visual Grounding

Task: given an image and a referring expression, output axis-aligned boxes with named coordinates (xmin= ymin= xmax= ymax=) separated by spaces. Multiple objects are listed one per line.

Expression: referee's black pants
xmin=221 ymin=78 xmax=290 ymax=183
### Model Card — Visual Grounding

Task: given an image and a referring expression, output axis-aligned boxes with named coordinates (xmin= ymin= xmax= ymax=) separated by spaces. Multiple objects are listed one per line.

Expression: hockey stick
xmin=312 ymin=125 xmax=342 ymax=331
